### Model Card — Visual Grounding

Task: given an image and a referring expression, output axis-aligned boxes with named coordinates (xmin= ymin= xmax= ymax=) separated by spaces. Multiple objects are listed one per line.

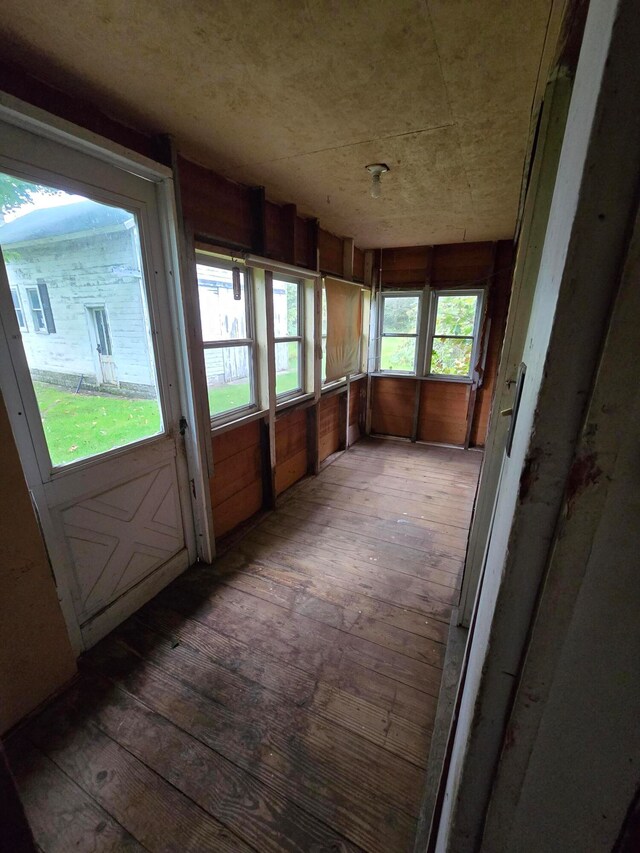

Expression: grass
xmin=33 ymin=381 xmax=161 ymax=467
xmin=207 ymin=365 xmax=299 ymax=417
xmin=33 ymin=357 xmax=303 ymax=467
xmin=380 ymin=336 xmax=416 ymax=372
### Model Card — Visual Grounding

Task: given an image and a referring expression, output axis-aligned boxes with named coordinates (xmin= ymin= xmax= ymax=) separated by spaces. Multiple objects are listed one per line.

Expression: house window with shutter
xmin=26 ymin=282 xmax=56 ymax=334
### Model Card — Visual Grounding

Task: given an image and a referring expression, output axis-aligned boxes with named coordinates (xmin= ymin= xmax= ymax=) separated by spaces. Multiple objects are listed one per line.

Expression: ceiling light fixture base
xmin=365 ymin=163 xmax=390 ymax=199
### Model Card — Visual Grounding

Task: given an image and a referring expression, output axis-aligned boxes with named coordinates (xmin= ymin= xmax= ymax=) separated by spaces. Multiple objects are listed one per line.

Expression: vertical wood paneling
xmin=318 ymin=229 xmax=344 ymax=278
xmin=353 ymin=248 xmax=365 ymax=283
xmin=318 ymin=394 xmax=342 ymax=462
xmin=376 ymin=240 xmax=514 ymax=446
xmin=178 ymin=157 xmax=254 ymax=248
xmin=418 ymin=382 xmax=470 ymax=445
xmin=275 ymin=408 xmax=308 ymax=496
xmin=265 ymin=201 xmax=287 ymax=262
xmin=348 ymin=377 xmax=366 ymax=444
xmin=370 ymin=377 xmax=416 ymax=438
xmin=381 ymin=246 xmax=432 ymax=287
xmin=210 ymin=421 xmax=263 ymax=539
xmin=471 ymin=241 xmax=514 ymax=445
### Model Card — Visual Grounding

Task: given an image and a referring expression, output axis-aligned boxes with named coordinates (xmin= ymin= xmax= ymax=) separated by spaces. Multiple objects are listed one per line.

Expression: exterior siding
xmin=5 ymin=224 xmax=156 ymax=394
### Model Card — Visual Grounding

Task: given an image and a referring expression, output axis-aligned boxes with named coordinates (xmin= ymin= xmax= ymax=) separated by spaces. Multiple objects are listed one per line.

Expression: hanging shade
xmin=325 ymin=277 xmax=363 ymax=381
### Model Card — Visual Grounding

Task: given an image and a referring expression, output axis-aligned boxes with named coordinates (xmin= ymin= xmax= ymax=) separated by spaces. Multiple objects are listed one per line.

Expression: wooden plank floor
xmin=7 ymin=437 xmax=482 ymax=853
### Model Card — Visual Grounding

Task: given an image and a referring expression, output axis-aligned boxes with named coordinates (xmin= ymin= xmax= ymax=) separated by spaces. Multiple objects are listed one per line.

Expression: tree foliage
xmin=0 ymin=175 xmax=58 ymax=215
xmin=381 ymin=293 xmax=479 ymax=375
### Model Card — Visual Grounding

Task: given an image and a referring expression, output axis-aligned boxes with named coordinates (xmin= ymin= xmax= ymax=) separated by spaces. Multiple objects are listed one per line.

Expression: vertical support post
xmin=343 ymin=237 xmax=354 ymax=282
xmin=338 ymin=388 xmax=348 ymax=452
xmin=308 ymin=217 xmax=319 ymax=273
xmin=412 ymin=247 xmax=433 ymax=442
xmin=163 ymin=135 xmax=216 ymax=562
xmin=250 ymin=186 xmax=266 ymax=256
xmin=344 ymin=375 xmax=352 ymax=448
xmin=283 ymin=203 xmax=297 ymax=265
xmin=306 ymin=403 xmax=319 ymax=475
xmin=464 ymin=242 xmax=497 ymax=449
xmin=411 ymin=379 xmax=422 ymax=443
xmin=253 ymin=267 xmax=277 ymax=507
xmin=364 ymin=249 xmax=378 ymax=435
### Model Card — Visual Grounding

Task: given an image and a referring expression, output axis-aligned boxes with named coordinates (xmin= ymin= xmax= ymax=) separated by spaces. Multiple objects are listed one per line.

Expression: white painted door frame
xmin=431 ymin=0 xmax=640 ymax=848
xmin=0 ymin=96 xmax=213 ymax=652
xmin=456 ymin=72 xmax=573 ymax=628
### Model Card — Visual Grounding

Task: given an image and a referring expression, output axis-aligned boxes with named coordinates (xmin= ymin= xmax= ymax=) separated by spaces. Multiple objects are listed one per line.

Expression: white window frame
xmin=26 ymin=285 xmax=47 ymax=333
xmin=196 ymin=254 xmax=258 ymax=426
xmin=10 ymin=286 xmax=27 ymax=331
xmin=273 ymin=275 xmax=304 ymax=401
xmin=425 ymin=288 xmax=484 ymax=382
xmin=378 ymin=289 xmax=423 ymax=374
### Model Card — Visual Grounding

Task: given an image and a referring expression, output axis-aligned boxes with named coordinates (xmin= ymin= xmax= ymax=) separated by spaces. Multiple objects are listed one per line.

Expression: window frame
xmin=425 ymin=288 xmax=484 ymax=382
xmin=196 ymin=254 xmax=259 ymax=426
xmin=10 ymin=286 xmax=27 ymax=331
xmin=272 ymin=274 xmax=304 ymax=401
xmin=378 ymin=289 xmax=423 ymax=375
xmin=26 ymin=286 xmax=48 ymax=333
xmin=321 ymin=280 xmax=369 ymax=389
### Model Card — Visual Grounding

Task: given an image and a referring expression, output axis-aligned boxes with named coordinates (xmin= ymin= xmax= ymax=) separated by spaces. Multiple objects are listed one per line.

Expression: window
xmin=10 ymin=287 xmax=27 ymax=331
xmin=1 ymin=180 xmax=163 ymax=468
xmin=427 ymin=290 xmax=483 ymax=379
xmin=26 ymin=282 xmax=56 ymax=334
xmin=379 ymin=292 xmax=421 ymax=373
xmin=196 ymin=258 xmax=256 ymax=422
xmin=91 ymin=307 xmax=113 ymax=356
xmin=273 ymin=277 xmax=303 ymax=398
xmin=320 ymin=284 xmax=334 ymax=384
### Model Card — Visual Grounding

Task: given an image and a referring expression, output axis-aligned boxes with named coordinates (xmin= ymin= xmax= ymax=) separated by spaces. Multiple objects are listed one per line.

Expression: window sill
xmin=371 ymin=372 xmax=473 ymax=384
xmin=275 ymin=391 xmax=314 ymax=414
xmin=210 ymin=407 xmax=267 ymax=436
xmin=320 ymin=372 xmax=366 ymax=395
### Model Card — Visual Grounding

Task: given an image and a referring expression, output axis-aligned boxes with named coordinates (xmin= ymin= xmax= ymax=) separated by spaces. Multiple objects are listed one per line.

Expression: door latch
xmin=179 ymin=416 xmax=188 ymax=436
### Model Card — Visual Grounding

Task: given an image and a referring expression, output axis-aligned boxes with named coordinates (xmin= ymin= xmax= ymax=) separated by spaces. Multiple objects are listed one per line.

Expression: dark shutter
xmin=36 ymin=279 xmax=56 ymax=334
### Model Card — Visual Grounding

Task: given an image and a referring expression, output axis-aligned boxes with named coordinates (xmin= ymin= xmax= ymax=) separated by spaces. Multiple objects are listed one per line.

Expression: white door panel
xmin=58 ymin=461 xmax=184 ymax=621
xmin=0 ymin=119 xmax=196 ymax=651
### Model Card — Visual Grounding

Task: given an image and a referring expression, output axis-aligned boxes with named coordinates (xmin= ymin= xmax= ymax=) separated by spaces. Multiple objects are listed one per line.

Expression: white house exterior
xmin=1 ymin=199 xmax=157 ymax=397
xmin=196 ymin=264 xmax=290 ymax=390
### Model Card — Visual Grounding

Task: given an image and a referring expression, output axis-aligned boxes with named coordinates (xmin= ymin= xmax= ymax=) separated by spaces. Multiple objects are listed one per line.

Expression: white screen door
xmin=0 ymin=119 xmax=196 ymax=651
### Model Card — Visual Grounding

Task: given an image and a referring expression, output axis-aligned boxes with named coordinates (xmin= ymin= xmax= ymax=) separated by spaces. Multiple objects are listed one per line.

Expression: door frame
xmin=0 ymin=93 xmax=214 ymax=652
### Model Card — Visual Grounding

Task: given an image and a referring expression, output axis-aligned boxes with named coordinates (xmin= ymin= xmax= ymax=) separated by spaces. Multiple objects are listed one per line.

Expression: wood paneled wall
xmin=275 ymin=408 xmax=308 ymax=496
xmin=470 ymin=240 xmax=514 ymax=445
xmin=318 ymin=394 xmax=343 ymax=463
xmin=0 ymin=391 xmax=76 ymax=733
xmin=372 ymin=240 xmax=514 ymax=447
xmin=371 ymin=377 xmax=416 ymax=438
xmin=348 ymin=377 xmax=367 ymax=445
xmin=418 ymin=382 xmax=470 ymax=444
xmin=210 ymin=420 xmax=263 ymax=538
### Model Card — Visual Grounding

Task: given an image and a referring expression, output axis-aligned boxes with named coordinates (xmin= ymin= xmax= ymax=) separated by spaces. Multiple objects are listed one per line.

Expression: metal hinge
xmin=179 ymin=416 xmax=188 ymax=436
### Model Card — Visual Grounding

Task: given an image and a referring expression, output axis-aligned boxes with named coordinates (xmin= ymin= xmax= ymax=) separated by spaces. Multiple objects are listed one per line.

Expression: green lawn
xmin=33 ymin=362 xmax=303 ymax=468
xmin=33 ymin=381 xmax=161 ymax=467
xmin=207 ymin=364 xmax=300 ymax=416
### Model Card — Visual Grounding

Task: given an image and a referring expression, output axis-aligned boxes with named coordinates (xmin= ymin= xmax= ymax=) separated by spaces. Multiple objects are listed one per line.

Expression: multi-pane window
xmin=196 ymin=258 xmax=256 ymax=422
xmin=379 ymin=292 xmax=421 ymax=373
xmin=26 ymin=283 xmax=56 ymax=334
xmin=321 ymin=284 xmax=329 ymax=382
xmin=10 ymin=287 xmax=27 ymax=330
xmin=427 ymin=290 xmax=483 ymax=379
xmin=273 ymin=277 xmax=303 ymax=398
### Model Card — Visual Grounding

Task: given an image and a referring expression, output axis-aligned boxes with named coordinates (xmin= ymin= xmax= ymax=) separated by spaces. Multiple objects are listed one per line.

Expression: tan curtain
xmin=325 ymin=277 xmax=362 ymax=381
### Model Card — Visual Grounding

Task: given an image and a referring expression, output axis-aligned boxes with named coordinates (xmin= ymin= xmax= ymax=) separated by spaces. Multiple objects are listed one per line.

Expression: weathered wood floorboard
xmin=7 ymin=437 xmax=481 ymax=853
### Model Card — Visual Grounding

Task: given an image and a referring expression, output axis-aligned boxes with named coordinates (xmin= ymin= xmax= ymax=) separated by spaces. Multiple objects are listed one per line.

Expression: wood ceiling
xmin=1 ymin=0 xmax=557 ymax=248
